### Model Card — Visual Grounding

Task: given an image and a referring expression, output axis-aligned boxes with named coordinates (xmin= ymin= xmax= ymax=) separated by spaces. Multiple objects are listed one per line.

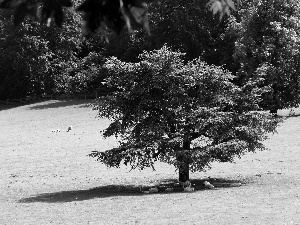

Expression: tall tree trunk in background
xmin=270 ymin=84 xmax=280 ymax=116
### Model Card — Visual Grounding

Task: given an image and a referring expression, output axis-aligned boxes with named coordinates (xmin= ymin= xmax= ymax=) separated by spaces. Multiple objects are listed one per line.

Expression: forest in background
xmin=1 ymin=0 xmax=300 ymax=114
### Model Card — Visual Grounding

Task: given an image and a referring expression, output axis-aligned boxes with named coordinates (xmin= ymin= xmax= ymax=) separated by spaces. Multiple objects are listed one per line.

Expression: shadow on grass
xmin=27 ymin=100 xmax=93 ymax=110
xmin=19 ymin=185 xmax=141 ymax=203
xmin=18 ymin=178 xmax=245 ymax=203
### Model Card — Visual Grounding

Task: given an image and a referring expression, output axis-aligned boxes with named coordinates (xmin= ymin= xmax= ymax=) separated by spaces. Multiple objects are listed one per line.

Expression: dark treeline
xmin=1 ymin=0 xmax=300 ymax=113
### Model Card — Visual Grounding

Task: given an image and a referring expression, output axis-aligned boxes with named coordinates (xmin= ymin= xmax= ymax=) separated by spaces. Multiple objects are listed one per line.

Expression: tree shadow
xmin=18 ymin=177 xmax=245 ymax=203
xmin=27 ymin=100 xmax=93 ymax=110
xmin=19 ymin=185 xmax=142 ymax=203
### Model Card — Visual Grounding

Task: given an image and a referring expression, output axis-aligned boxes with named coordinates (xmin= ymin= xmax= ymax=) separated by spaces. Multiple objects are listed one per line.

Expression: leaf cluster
xmin=53 ymin=52 xmax=106 ymax=95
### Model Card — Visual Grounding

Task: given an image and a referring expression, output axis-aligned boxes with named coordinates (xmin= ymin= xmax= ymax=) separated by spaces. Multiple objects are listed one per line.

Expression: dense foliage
xmin=102 ymin=0 xmax=237 ymax=66
xmin=0 ymin=9 xmax=81 ymax=99
xmin=0 ymin=0 xmax=240 ymax=100
xmin=54 ymin=52 xmax=106 ymax=96
xmin=232 ymin=0 xmax=300 ymax=114
xmin=90 ymin=46 xmax=279 ymax=181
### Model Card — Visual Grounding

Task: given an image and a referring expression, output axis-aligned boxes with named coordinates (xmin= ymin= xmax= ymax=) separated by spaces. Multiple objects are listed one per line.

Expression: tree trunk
xmin=270 ymin=84 xmax=280 ymax=117
xmin=176 ymin=140 xmax=190 ymax=183
xmin=178 ymin=162 xmax=189 ymax=183
xmin=270 ymin=108 xmax=278 ymax=116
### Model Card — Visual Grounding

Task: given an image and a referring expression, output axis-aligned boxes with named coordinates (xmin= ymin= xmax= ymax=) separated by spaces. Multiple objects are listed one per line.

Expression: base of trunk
xmin=178 ymin=163 xmax=189 ymax=183
xmin=177 ymin=140 xmax=191 ymax=183
xmin=270 ymin=109 xmax=278 ymax=117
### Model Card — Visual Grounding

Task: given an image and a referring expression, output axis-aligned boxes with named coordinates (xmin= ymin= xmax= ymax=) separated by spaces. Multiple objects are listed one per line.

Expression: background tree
xmin=0 ymin=3 xmax=81 ymax=100
xmin=90 ymin=46 xmax=279 ymax=182
xmin=232 ymin=0 xmax=300 ymax=114
xmin=147 ymin=0 xmax=233 ymax=63
xmin=102 ymin=0 xmax=238 ymax=70
xmin=0 ymin=12 xmax=52 ymax=99
xmin=54 ymin=52 xmax=108 ymax=96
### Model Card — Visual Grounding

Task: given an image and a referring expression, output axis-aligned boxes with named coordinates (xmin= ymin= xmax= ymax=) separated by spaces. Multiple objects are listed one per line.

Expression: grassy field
xmin=1 ymin=100 xmax=300 ymax=224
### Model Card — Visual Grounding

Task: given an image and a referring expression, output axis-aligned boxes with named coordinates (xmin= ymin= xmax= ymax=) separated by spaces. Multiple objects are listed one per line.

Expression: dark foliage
xmin=0 ymin=0 xmax=73 ymax=26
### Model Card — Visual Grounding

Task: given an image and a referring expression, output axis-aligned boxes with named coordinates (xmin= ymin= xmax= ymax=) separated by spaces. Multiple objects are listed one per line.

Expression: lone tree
xmin=90 ymin=46 xmax=279 ymax=182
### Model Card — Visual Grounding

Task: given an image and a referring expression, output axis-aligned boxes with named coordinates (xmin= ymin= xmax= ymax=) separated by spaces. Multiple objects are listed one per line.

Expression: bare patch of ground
xmin=1 ymin=100 xmax=300 ymax=224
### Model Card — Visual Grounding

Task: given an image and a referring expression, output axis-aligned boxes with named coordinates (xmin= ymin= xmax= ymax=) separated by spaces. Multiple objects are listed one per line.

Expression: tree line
xmin=1 ymin=0 xmax=299 ymax=114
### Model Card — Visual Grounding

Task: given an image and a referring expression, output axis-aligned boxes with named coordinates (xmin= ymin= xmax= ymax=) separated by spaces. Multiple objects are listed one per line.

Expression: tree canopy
xmin=232 ymin=0 xmax=300 ymax=113
xmin=0 ymin=6 xmax=81 ymax=99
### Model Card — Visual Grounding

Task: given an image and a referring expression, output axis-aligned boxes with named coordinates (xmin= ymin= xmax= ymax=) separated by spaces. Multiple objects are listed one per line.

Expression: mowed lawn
xmin=1 ymin=100 xmax=300 ymax=225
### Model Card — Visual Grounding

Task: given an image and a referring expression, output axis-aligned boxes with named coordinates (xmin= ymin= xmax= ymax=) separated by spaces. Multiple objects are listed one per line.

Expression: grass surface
xmin=1 ymin=100 xmax=300 ymax=224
